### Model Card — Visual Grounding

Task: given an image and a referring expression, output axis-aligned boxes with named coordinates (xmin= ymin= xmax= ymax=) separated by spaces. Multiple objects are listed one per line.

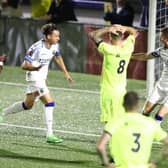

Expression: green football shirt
xmin=105 ymin=113 xmax=167 ymax=168
xmin=98 ymin=35 xmax=135 ymax=92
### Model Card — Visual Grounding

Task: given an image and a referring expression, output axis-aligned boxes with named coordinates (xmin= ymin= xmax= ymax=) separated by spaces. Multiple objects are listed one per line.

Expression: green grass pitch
xmin=0 ymin=66 xmax=167 ymax=168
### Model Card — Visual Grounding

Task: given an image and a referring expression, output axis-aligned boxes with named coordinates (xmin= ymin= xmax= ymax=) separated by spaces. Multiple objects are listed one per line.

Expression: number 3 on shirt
xmin=117 ymin=60 xmax=126 ymax=74
xmin=131 ymin=133 xmax=141 ymax=152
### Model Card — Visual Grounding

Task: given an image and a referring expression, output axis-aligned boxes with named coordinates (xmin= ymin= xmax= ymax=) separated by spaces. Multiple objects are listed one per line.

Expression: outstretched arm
xmin=131 ymin=52 xmax=157 ymax=61
xmin=54 ymin=55 xmax=74 ymax=84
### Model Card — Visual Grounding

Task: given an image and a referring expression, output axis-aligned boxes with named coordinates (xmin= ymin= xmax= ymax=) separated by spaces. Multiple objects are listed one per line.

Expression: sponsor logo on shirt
xmin=39 ymin=58 xmax=51 ymax=64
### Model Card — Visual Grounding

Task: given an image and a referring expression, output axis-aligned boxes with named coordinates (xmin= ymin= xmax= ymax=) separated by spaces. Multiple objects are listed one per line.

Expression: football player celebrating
xmin=1 ymin=23 xmax=73 ymax=143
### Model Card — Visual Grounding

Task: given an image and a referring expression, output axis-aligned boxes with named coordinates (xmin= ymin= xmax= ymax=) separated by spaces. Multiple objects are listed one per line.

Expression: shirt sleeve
xmin=104 ymin=122 xmax=114 ymax=135
xmin=98 ymin=42 xmax=108 ymax=55
xmin=24 ymin=47 xmax=34 ymax=64
xmin=24 ymin=43 xmax=40 ymax=64
xmin=153 ymin=123 xmax=167 ymax=142
xmin=98 ymin=42 xmax=117 ymax=56
xmin=150 ymin=48 xmax=161 ymax=58
xmin=104 ymin=121 xmax=120 ymax=135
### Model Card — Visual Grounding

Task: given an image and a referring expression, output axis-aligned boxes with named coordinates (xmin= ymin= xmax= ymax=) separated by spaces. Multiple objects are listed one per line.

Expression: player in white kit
xmin=1 ymin=23 xmax=74 ymax=143
xmin=132 ymin=27 xmax=168 ymax=123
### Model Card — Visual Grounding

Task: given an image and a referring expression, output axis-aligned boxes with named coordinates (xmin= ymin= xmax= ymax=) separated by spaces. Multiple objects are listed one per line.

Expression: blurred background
xmin=0 ymin=0 xmax=167 ymax=81
xmin=0 ymin=2 xmax=168 ymax=167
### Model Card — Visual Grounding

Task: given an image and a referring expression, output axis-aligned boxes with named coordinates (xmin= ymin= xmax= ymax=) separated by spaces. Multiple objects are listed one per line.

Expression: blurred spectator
xmin=42 ymin=0 xmax=77 ymax=23
xmin=140 ymin=0 xmax=168 ymax=28
xmin=104 ymin=2 xmax=113 ymax=25
xmin=31 ymin=0 xmax=51 ymax=18
xmin=103 ymin=0 xmax=134 ymax=26
xmin=0 ymin=0 xmax=22 ymax=17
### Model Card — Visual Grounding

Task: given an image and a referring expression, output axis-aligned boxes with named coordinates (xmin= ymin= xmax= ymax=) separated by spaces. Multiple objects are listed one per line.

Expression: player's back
xmin=98 ymin=35 xmax=135 ymax=92
xmin=109 ymin=113 xmax=167 ymax=168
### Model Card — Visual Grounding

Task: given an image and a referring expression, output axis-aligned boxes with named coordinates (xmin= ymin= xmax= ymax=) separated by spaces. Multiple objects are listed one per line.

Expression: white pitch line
xmin=0 ymin=81 xmax=99 ymax=95
xmin=0 ymin=123 xmax=100 ymax=137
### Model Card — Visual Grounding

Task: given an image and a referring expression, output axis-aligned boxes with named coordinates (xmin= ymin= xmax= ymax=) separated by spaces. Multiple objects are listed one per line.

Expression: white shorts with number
xmin=148 ymin=82 xmax=168 ymax=107
xmin=26 ymin=80 xmax=49 ymax=98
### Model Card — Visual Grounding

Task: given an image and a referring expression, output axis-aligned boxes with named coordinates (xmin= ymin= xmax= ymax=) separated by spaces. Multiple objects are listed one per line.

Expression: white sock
xmin=3 ymin=101 xmax=25 ymax=116
xmin=45 ymin=106 xmax=54 ymax=137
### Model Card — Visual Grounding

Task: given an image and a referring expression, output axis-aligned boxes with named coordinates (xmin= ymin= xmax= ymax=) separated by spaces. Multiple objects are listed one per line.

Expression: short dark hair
xmin=41 ymin=23 xmax=58 ymax=36
xmin=110 ymin=31 xmax=123 ymax=40
xmin=161 ymin=27 xmax=168 ymax=39
xmin=123 ymin=91 xmax=139 ymax=111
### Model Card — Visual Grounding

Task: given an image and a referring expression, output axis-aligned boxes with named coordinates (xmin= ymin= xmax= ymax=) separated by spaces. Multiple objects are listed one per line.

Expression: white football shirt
xmin=24 ymin=39 xmax=60 ymax=81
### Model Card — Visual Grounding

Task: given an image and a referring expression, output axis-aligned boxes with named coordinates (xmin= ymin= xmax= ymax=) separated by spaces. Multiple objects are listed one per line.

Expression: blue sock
xmin=155 ymin=114 xmax=163 ymax=121
xmin=45 ymin=102 xmax=55 ymax=107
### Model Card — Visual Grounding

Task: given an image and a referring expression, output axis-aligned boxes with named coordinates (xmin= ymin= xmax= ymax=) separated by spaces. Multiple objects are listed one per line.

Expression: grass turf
xmin=0 ymin=66 xmax=167 ymax=168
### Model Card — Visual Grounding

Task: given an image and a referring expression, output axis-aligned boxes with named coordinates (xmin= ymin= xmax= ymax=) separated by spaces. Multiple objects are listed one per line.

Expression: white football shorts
xmin=148 ymin=82 xmax=168 ymax=107
xmin=26 ymin=80 xmax=49 ymax=98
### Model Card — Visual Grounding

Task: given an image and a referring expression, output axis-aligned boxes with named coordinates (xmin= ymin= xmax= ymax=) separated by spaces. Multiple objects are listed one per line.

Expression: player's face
xmin=47 ymin=30 xmax=60 ymax=44
xmin=160 ymin=33 xmax=168 ymax=48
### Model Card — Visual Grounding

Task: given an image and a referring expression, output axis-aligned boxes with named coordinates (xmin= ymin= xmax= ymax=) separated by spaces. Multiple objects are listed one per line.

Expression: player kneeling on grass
xmin=1 ymin=23 xmax=74 ymax=143
xmin=132 ymin=27 xmax=168 ymax=124
xmin=96 ymin=91 xmax=168 ymax=168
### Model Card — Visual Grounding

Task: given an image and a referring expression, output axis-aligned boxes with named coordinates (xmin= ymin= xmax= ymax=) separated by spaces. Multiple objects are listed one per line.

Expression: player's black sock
xmin=142 ymin=112 xmax=150 ymax=117
xmin=109 ymin=157 xmax=115 ymax=163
